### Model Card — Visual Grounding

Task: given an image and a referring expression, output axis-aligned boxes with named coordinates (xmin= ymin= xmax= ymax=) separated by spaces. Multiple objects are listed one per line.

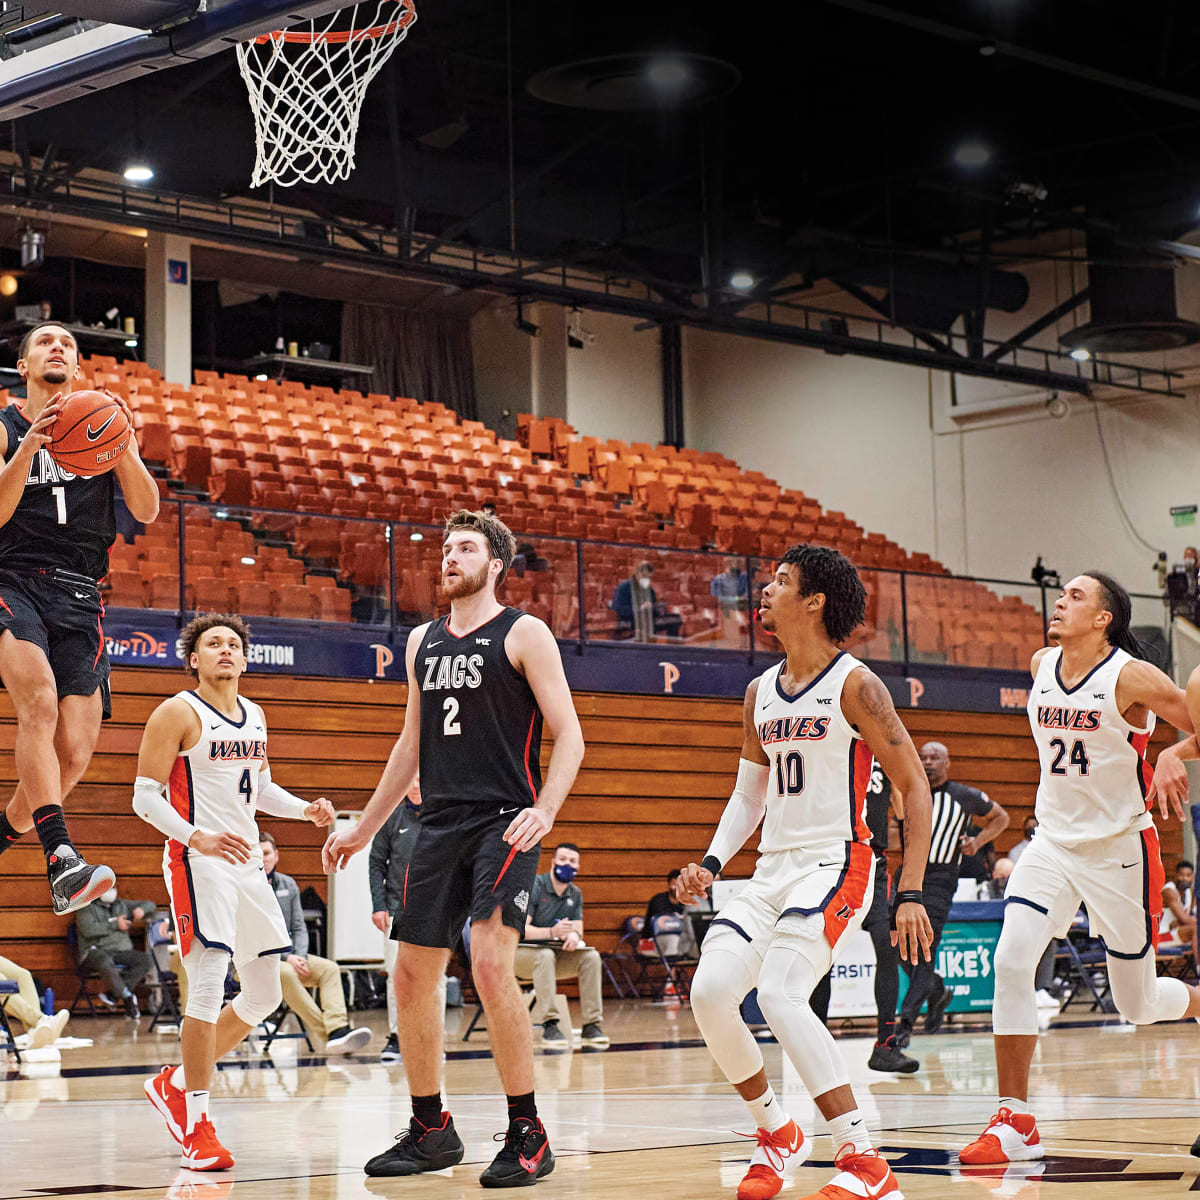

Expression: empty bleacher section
xmin=7 ymin=671 xmax=1173 ymax=1004
xmin=0 ymin=355 xmax=1047 ymax=664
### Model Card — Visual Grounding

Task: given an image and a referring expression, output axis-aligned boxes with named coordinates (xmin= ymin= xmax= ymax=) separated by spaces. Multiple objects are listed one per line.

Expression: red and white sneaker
xmin=797 ymin=1146 xmax=903 ymax=1199
xmin=737 ymin=1118 xmax=807 ymax=1199
xmin=145 ymin=1065 xmax=187 ymax=1145
xmin=959 ymin=1108 xmax=1043 ymax=1164
xmin=180 ymin=1119 xmax=234 ymax=1171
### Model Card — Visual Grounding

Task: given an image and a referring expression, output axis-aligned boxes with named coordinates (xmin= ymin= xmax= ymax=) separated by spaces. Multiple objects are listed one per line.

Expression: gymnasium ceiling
xmin=6 ymin=0 xmax=1200 ymax=335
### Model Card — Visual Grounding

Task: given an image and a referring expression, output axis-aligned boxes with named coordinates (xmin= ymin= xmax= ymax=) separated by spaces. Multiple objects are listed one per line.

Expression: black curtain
xmin=340 ymin=303 xmax=477 ymax=420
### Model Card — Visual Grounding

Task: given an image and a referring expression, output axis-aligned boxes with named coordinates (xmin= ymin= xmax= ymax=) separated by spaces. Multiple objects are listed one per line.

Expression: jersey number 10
xmin=774 ymin=750 xmax=805 ymax=795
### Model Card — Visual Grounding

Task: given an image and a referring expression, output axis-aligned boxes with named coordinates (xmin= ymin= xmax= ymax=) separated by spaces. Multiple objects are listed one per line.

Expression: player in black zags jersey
xmin=324 ymin=509 xmax=585 ymax=1189
xmin=0 ymin=324 xmax=160 ymax=914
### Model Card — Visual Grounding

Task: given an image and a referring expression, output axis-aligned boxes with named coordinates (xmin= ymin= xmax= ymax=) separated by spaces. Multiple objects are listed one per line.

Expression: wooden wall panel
xmin=0 ymin=668 xmax=1180 ymax=1000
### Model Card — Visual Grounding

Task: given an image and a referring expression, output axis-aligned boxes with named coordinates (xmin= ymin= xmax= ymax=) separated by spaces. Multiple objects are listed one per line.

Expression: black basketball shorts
xmin=862 ymin=856 xmax=891 ymax=934
xmin=391 ymin=802 xmax=541 ymax=950
xmin=0 ymin=568 xmax=112 ymax=719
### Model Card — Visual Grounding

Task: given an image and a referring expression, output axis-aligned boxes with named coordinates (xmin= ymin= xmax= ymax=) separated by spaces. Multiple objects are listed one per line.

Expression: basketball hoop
xmin=236 ymin=0 xmax=417 ymax=188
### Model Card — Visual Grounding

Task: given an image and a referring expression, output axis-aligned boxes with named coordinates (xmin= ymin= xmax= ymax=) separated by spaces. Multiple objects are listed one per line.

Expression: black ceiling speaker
xmin=1059 ymin=235 xmax=1200 ymax=354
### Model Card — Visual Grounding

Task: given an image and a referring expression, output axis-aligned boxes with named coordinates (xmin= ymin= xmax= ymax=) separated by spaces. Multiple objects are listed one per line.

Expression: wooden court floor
xmin=3 ymin=1001 xmax=1199 ymax=1199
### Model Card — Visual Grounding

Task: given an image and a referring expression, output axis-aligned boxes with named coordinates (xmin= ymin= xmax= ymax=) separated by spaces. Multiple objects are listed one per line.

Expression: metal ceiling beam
xmin=0 ymin=164 xmax=1184 ymax=399
xmin=835 ymin=279 xmax=959 ymax=357
xmin=818 ymin=0 xmax=1200 ymax=114
xmin=985 ymin=288 xmax=1090 ymax=362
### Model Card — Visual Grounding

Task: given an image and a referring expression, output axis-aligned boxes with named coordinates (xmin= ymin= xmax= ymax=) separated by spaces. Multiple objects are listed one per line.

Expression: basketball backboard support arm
xmin=0 ymin=0 xmax=356 ymax=121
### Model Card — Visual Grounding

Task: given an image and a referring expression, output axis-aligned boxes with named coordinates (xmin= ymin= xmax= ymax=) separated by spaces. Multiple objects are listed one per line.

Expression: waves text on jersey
xmin=1036 ymin=705 xmax=1101 ymax=731
xmin=209 ymin=739 xmax=267 ymax=761
xmin=758 ymin=716 xmax=831 ymax=746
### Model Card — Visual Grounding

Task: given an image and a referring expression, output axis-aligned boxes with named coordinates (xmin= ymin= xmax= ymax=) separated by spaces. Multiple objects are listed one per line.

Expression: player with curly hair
xmin=674 ymin=545 xmax=935 ymax=1200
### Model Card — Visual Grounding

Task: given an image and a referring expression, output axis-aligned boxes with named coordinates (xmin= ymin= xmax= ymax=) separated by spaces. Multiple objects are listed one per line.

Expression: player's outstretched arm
xmin=1145 ymin=663 xmax=1200 ymax=819
xmin=842 ymin=667 xmax=934 ymax=964
xmin=675 ymin=678 xmax=769 ymax=905
xmin=322 ymin=624 xmax=425 ymax=872
xmin=257 ymin=754 xmax=334 ymax=826
xmin=104 ymin=390 xmax=160 ymax=524
xmin=504 ymin=615 xmax=585 ymax=852
xmin=131 ymin=698 xmax=252 ymax=864
xmin=0 ymin=400 xmax=58 ymax=529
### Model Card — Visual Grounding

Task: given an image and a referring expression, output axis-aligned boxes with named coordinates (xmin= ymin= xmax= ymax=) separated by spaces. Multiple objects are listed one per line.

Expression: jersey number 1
xmin=1049 ymin=737 xmax=1090 ymax=776
xmin=52 ymin=486 xmax=66 ymax=525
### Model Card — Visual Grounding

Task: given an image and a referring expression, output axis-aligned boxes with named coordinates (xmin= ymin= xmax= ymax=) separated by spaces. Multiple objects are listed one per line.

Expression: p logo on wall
xmin=907 ymin=676 xmax=925 ymax=707
xmin=371 ymin=644 xmax=395 ymax=678
xmin=660 ymin=662 xmax=680 ymax=694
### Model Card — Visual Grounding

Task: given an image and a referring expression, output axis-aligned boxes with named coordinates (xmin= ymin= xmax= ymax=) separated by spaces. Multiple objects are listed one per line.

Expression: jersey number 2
xmin=1049 ymin=737 xmax=1090 ymax=776
xmin=238 ymin=768 xmax=253 ymax=804
xmin=774 ymin=750 xmax=804 ymax=795
xmin=443 ymin=696 xmax=461 ymax=736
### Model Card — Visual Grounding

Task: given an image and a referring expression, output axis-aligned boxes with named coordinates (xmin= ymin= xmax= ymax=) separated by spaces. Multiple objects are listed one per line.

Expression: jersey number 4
xmin=238 ymin=768 xmax=253 ymax=803
xmin=774 ymin=750 xmax=805 ymax=795
xmin=1049 ymin=737 xmax=1090 ymax=776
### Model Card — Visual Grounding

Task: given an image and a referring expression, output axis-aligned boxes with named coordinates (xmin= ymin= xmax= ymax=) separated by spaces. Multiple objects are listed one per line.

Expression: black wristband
xmin=700 ymin=855 xmax=722 ymax=875
xmin=894 ymin=890 xmax=923 ymax=906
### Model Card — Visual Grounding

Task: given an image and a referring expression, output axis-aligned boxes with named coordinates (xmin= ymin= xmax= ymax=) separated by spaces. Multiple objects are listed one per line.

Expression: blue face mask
xmin=553 ymin=863 xmax=578 ymax=884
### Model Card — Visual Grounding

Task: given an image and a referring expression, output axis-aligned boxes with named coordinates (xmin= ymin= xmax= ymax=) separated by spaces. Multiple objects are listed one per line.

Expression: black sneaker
xmin=380 ymin=1033 xmax=401 ymax=1063
xmin=540 ymin=1019 xmax=568 ymax=1047
xmin=124 ymin=994 xmax=141 ymax=1021
xmin=580 ymin=1022 xmax=609 ymax=1048
xmin=48 ymin=852 xmax=115 ymax=917
xmin=364 ymin=1113 xmax=465 ymax=1176
xmin=893 ymin=1017 xmax=913 ymax=1048
xmin=868 ymin=1036 xmax=919 ymax=1074
xmin=479 ymin=1117 xmax=554 ymax=1188
xmin=924 ymin=986 xmax=953 ymax=1034
xmin=326 ymin=1025 xmax=371 ymax=1055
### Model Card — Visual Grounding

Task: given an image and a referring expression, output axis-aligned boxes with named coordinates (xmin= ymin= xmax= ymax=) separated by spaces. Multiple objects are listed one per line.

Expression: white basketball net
xmin=236 ymin=0 xmax=417 ymax=188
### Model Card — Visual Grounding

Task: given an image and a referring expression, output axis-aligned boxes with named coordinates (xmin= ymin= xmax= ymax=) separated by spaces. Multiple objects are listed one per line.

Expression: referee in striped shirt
xmin=895 ymin=741 xmax=1009 ymax=1046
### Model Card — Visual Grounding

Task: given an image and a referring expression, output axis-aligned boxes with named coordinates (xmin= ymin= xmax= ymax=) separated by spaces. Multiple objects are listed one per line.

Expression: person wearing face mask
xmin=1008 ymin=815 xmax=1037 ymax=865
xmin=370 ymin=775 xmax=425 ymax=1063
xmin=74 ymin=883 xmax=157 ymax=1019
xmin=513 ymin=843 xmax=609 ymax=1049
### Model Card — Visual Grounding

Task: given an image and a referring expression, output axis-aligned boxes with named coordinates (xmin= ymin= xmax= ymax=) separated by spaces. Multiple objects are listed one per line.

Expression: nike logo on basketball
xmin=85 ymin=413 xmax=118 ymax=441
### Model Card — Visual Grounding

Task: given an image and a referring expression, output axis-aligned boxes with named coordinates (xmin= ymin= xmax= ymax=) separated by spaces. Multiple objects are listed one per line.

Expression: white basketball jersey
xmin=166 ymin=690 xmax=269 ymax=851
xmin=753 ymin=652 xmax=874 ymax=852
xmin=1027 ymin=646 xmax=1154 ymax=847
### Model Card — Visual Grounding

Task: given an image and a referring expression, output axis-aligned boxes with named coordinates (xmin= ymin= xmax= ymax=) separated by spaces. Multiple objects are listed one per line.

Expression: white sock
xmin=185 ymin=1090 xmax=209 ymax=1135
xmin=169 ymin=1064 xmax=186 ymax=1090
xmin=828 ymin=1108 xmax=871 ymax=1155
xmin=745 ymin=1084 xmax=790 ymax=1133
xmin=999 ymin=1096 xmax=1031 ymax=1116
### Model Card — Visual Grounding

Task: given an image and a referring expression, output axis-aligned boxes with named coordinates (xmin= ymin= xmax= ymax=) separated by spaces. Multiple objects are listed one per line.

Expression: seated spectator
xmin=369 ymin=775 xmax=423 ymax=1064
xmin=513 ymin=843 xmax=609 ymax=1049
xmin=0 ymin=952 xmax=69 ymax=1047
xmin=642 ymin=869 xmax=686 ymax=937
xmin=990 ymin=856 xmax=1014 ymax=898
xmin=610 ymin=561 xmax=682 ymax=641
xmin=261 ymin=832 xmax=371 ymax=1055
xmin=75 ymin=883 xmax=156 ymax=1019
xmin=710 ymin=558 xmax=749 ymax=616
xmin=1008 ymin=815 xmax=1037 ymax=864
xmin=1162 ymin=859 xmax=1196 ymax=946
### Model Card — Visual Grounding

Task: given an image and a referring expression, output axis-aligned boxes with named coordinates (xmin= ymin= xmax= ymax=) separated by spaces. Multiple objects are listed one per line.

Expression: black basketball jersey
xmin=0 ymin=405 xmax=117 ymax=581
xmin=865 ymin=758 xmax=891 ymax=856
xmin=416 ymin=607 xmax=543 ymax=814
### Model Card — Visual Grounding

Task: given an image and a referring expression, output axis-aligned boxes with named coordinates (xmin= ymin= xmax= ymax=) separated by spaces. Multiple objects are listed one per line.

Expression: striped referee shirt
xmin=926 ymin=781 xmax=993 ymax=868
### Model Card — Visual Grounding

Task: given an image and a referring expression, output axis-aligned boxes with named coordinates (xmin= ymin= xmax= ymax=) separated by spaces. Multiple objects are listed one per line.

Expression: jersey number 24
xmin=1048 ymin=737 xmax=1090 ymax=776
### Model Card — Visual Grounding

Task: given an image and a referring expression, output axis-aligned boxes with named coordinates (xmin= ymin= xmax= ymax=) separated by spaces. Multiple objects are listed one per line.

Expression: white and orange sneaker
xmin=180 ymin=1118 xmax=234 ymax=1171
xmin=737 ymin=1118 xmax=807 ymax=1199
xmin=145 ymin=1065 xmax=187 ymax=1145
xmin=959 ymin=1108 xmax=1043 ymax=1165
xmin=797 ymin=1145 xmax=903 ymax=1200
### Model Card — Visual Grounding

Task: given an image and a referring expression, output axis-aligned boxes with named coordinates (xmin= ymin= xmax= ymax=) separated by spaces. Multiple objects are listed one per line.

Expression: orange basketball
xmin=48 ymin=389 xmax=131 ymax=477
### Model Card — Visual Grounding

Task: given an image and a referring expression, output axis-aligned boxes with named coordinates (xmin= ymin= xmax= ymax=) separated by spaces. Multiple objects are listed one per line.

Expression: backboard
xmin=0 ymin=0 xmax=354 ymax=121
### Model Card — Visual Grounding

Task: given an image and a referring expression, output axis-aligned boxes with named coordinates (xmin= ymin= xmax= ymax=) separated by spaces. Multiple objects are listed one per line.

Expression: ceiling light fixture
xmin=123 ymin=162 xmax=154 ymax=184
xmin=953 ymin=140 xmax=991 ymax=168
xmin=730 ymin=270 xmax=755 ymax=290
xmin=646 ymin=57 xmax=691 ymax=89
xmin=0 ymin=274 xmax=17 ymax=297
xmin=1069 ymin=347 xmax=1091 ymax=361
